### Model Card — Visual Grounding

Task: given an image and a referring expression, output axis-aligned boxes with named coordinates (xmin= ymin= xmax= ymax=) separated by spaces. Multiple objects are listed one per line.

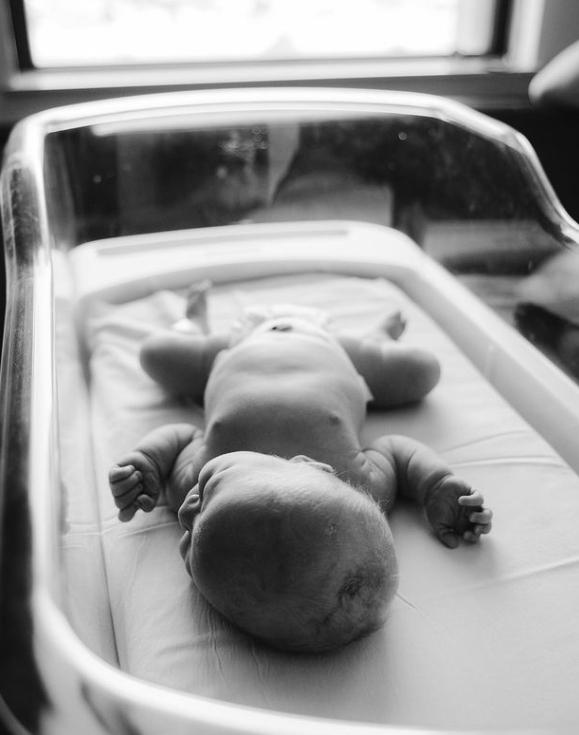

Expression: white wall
xmin=509 ymin=0 xmax=579 ymax=69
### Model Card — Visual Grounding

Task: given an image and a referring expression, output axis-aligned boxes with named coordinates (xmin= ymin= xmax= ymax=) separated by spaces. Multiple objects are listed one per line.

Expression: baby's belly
xmin=204 ymin=382 xmax=362 ymax=466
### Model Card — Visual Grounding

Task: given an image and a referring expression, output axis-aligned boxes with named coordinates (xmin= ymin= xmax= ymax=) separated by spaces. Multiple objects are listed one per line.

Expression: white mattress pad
xmin=63 ymin=272 xmax=579 ymax=731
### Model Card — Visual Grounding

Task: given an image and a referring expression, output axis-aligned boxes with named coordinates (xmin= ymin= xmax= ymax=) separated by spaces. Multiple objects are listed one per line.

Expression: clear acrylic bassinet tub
xmin=3 ymin=88 xmax=579 ymax=735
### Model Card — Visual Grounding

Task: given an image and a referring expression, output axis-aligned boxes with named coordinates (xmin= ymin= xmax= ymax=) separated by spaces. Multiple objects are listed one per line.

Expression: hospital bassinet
xmin=3 ymin=87 xmax=579 ymax=735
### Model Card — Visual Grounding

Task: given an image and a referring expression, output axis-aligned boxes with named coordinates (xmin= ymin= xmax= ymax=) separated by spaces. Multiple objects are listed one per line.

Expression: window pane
xmin=24 ymin=0 xmax=467 ymax=68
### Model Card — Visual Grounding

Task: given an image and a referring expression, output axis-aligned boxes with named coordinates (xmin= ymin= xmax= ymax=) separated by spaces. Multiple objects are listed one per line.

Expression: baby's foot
xmin=381 ymin=310 xmax=407 ymax=340
xmin=173 ymin=279 xmax=212 ymax=333
xmin=185 ymin=279 xmax=212 ymax=324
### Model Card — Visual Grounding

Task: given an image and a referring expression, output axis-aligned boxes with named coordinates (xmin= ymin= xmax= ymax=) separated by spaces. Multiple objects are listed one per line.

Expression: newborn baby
xmin=109 ymin=283 xmax=492 ymax=652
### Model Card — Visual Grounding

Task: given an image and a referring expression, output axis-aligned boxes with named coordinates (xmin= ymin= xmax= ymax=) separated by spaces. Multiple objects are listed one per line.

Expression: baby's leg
xmin=141 ymin=280 xmax=228 ymax=398
xmin=140 ymin=331 xmax=228 ymax=398
xmin=340 ymin=334 xmax=440 ymax=408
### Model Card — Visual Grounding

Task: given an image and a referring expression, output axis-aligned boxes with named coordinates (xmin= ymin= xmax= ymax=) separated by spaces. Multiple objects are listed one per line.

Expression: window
xmin=19 ymin=0 xmax=505 ymax=69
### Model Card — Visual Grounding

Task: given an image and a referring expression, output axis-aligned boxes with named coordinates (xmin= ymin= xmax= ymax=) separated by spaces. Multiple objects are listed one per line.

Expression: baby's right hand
xmin=109 ymin=454 xmax=161 ymax=522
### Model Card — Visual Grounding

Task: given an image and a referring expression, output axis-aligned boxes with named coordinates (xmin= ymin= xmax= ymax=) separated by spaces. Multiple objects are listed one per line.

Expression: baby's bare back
xmin=202 ymin=331 xmax=369 ymax=470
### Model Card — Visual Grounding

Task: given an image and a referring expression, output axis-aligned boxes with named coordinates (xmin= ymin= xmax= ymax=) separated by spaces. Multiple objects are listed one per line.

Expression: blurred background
xmin=24 ymin=0 xmax=463 ymax=65
xmin=2 ymin=0 xmax=579 ymax=321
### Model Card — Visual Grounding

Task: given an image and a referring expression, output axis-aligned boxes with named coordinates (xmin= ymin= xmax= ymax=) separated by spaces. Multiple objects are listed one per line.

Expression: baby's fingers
xmin=117 ymin=493 xmax=156 ymax=522
xmin=109 ymin=463 xmax=134 ymax=480
xmin=118 ymin=502 xmax=139 ymax=523
xmin=463 ymin=521 xmax=492 ymax=542
xmin=137 ymin=494 xmax=156 ymax=512
xmin=436 ymin=528 xmax=460 ymax=549
xmin=463 ymin=506 xmax=493 ymax=542
xmin=109 ymin=465 xmax=141 ymax=496
xmin=469 ymin=508 xmax=493 ymax=526
xmin=458 ymin=489 xmax=485 ymax=507
xmin=109 ymin=465 xmax=148 ymax=514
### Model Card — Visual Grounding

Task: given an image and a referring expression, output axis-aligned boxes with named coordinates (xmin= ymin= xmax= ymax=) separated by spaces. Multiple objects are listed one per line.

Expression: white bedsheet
xmin=70 ymin=273 xmax=579 ymax=731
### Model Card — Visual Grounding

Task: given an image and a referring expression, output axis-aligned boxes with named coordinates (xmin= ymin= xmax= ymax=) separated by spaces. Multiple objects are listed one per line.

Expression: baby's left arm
xmin=109 ymin=423 xmax=205 ymax=522
xmin=364 ymin=435 xmax=492 ymax=548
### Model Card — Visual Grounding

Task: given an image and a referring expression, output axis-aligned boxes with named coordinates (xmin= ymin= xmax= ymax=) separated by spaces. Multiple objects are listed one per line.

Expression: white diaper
xmin=229 ymin=304 xmax=334 ymax=346
xmin=229 ymin=303 xmax=374 ymax=403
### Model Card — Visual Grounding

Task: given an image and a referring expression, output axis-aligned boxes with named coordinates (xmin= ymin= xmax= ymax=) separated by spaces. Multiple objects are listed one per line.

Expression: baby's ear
xmin=290 ymin=455 xmax=335 ymax=474
xmin=178 ymin=486 xmax=202 ymax=530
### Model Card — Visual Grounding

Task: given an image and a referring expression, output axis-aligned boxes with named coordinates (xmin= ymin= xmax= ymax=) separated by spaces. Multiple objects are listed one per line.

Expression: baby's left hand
xmin=424 ymin=476 xmax=492 ymax=549
xmin=109 ymin=455 xmax=160 ymax=522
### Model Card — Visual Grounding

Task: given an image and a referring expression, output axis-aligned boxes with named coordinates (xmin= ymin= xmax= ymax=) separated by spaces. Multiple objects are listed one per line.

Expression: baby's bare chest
xmin=204 ymin=382 xmax=361 ymax=465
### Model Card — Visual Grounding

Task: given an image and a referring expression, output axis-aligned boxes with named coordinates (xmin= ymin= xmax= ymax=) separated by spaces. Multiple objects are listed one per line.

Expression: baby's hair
xmin=190 ymin=469 xmax=398 ymax=652
xmin=291 ymin=490 xmax=398 ymax=653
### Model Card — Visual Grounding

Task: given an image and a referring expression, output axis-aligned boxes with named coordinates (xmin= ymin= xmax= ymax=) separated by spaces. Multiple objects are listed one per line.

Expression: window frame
xmin=0 ymin=0 xmax=576 ymax=125
xmin=16 ymin=0 xmax=506 ymax=71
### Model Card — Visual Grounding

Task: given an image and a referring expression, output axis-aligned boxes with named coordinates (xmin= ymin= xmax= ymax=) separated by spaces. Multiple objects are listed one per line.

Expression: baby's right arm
xmin=109 ymin=423 xmax=205 ymax=522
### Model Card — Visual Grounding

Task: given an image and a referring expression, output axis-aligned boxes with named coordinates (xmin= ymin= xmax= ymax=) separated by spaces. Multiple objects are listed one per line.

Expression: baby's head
xmin=179 ymin=452 xmax=398 ymax=652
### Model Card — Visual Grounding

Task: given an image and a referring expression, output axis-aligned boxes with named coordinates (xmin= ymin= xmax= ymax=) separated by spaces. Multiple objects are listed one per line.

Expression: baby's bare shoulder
xmin=353 ymin=447 xmax=398 ymax=512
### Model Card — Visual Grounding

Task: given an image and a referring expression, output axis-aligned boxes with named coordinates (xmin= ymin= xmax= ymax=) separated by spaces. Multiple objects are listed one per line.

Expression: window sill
xmin=0 ymin=57 xmax=534 ymax=126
